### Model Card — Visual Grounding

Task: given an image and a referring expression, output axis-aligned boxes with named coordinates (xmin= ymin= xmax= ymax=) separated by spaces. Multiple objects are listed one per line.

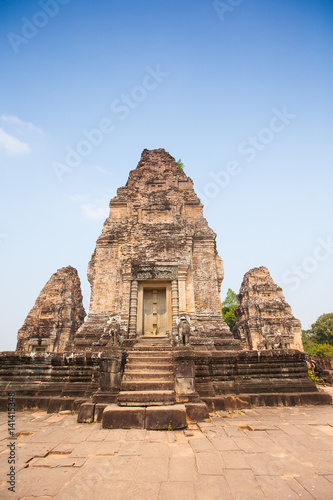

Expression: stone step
xmin=211 ymin=337 xmax=242 ymax=344
xmin=120 ymin=380 xmax=174 ymax=391
xmin=127 ymin=354 xmax=173 ymax=365
xmin=125 ymin=363 xmax=173 ymax=372
xmin=137 ymin=337 xmax=171 ymax=345
xmin=127 ymin=353 xmax=172 ymax=364
xmin=123 ymin=372 xmax=174 ymax=381
xmin=129 ymin=350 xmax=172 ymax=356
xmin=102 ymin=404 xmax=187 ymax=429
xmin=118 ymin=390 xmax=176 ymax=406
xmin=133 ymin=345 xmax=172 ymax=351
xmin=129 ymin=352 xmax=172 ymax=358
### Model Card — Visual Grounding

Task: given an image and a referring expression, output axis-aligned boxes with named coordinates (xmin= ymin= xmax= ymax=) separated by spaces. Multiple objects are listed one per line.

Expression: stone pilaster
xmin=178 ymin=267 xmax=188 ymax=315
xmin=171 ymin=279 xmax=179 ymax=335
xmin=129 ymin=280 xmax=138 ymax=338
xmin=121 ymin=270 xmax=132 ymax=336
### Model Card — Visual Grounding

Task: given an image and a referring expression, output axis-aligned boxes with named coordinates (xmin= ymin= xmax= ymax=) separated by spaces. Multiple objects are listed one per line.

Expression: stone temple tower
xmin=5 ymin=148 xmax=327 ymax=423
xmin=72 ymin=148 xmax=238 ymax=351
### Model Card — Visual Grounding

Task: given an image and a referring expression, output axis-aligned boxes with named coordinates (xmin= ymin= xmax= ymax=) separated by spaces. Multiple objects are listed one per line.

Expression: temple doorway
xmin=143 ymin=288 xmax=167 ymax=335
xmin=137 ymin=281 xmax=172 ymax=337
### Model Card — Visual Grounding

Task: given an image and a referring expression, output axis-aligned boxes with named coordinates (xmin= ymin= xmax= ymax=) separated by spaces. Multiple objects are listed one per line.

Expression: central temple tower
xmin=72 ymin=149 xmax=234 ymax=351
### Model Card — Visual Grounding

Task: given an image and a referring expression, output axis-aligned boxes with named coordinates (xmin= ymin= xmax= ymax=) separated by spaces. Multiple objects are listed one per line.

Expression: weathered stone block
xmin=185 ymin=402 xmax=209 ymax=421
xmin=201 ymin=391 xmax=332 ymax=410
xmin=174 ymin=357 xmax=195 ymax=378
xmin=92 ymin=390 xmax=119 ymax=404
xmin=47 ymin=397 xmax=75 ymax=414
xmin=202 ymin=396 xmax=252 ymax=411
xmin=0 ymin=396 xmax=50 ymax=411
xmin=73 ymin=398 xmax=91 ymax=412
xmin=146 ymin=404 xmax=187 ymax=430
xmin=98 ymin=354 xmax=124 ymax=391
xmin=102 ymin=405 xmax=145 ymax=429
xmin=297 ymin=392 xmax=332 ymax=405
xmin=174 ymin=377 xmax=196 ymax=396
xmin=94 ymin=403 xmax=108 ymax=422
xmin=77 ymin=402 xmax=95 ymax=423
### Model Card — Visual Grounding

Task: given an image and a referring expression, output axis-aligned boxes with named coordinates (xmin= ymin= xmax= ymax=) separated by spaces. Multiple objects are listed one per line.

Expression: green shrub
xmin=308 ymin=369 xmax=322 ymax=384
xmin=177 ymin=159 xmax=184 ymax=171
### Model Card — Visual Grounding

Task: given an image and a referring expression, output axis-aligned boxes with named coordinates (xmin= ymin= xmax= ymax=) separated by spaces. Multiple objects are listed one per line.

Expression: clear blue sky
xmin=0 ymin=0 xmax=332 ymax=350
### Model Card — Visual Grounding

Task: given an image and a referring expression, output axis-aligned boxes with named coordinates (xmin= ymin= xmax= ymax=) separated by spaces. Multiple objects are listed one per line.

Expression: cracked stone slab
xmin=32 ymin=455 xmax=87 ymax=468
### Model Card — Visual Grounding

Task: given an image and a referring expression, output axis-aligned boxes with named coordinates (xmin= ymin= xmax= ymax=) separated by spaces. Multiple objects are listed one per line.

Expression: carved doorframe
xmin=136 ymin=281 xmax=172 ymax=337
xmin=128 ymin=263 xmax=179 ymax=339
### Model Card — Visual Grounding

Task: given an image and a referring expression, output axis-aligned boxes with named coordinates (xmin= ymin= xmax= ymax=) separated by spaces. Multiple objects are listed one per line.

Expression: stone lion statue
xmin=271 ymin=329 xmax=285 ymax=349
xmin=177 ymin=315 xmax=191 ymax=346
xmin=258 ymin=329 xmax=286 ymax=350
xmin=104 ymin=315 xmax=122 ymax=347
xmin=258 ymin=335 xmax=270 ymax=351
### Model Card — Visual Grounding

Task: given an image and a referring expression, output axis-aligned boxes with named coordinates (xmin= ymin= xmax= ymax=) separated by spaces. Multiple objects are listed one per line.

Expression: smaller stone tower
xmin=233 ymin=266 xmax=303 ymax=351
xmin=16 ymin=266 xmax=86 ymax=352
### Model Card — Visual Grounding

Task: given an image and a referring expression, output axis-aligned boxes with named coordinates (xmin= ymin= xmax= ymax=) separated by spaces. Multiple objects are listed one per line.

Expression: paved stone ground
xmin=1 ymin=398 xmax=333 ymax=499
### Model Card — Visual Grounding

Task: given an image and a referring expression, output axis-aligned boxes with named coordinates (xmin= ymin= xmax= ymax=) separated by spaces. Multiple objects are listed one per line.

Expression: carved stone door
xmin=143 ymin=288 xmax=167 ymax=336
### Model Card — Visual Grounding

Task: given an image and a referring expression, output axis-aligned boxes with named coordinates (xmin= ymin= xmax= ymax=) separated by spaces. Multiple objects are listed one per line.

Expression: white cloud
xmin=95 ymin=165 xmax=113 ymax=176
xmin=69 ymin=194 xmax=88 ymax=203
xmin=69 ymin=194 xmax=109 ymax=220
xmin=80 ymin=201 xmax=109 ymax=220
xmin=1 ymin=115 xmax=43 ymax=134
xmin=0 ymin=128 xmax=30 ymax=156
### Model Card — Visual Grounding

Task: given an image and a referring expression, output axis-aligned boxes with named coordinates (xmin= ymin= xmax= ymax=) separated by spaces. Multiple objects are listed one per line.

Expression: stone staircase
xmin=118 ymin=339 xmax=176 ymax=407
xmin=100 ymin=338 xmax=191 ymax=429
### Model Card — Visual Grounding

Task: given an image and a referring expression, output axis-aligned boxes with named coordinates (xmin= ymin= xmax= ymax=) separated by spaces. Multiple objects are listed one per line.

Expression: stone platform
xmin=1 ymin=395 xmax=333 ymax=499
xmin=77 ymin=401 xmax=210 ymax=430
xmin=1 ymin=347 xmax=332 ymax=420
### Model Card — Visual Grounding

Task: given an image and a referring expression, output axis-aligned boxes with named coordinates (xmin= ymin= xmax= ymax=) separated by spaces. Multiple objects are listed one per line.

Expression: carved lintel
xmin=132 ymin=264 xmax=178 ymax=281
